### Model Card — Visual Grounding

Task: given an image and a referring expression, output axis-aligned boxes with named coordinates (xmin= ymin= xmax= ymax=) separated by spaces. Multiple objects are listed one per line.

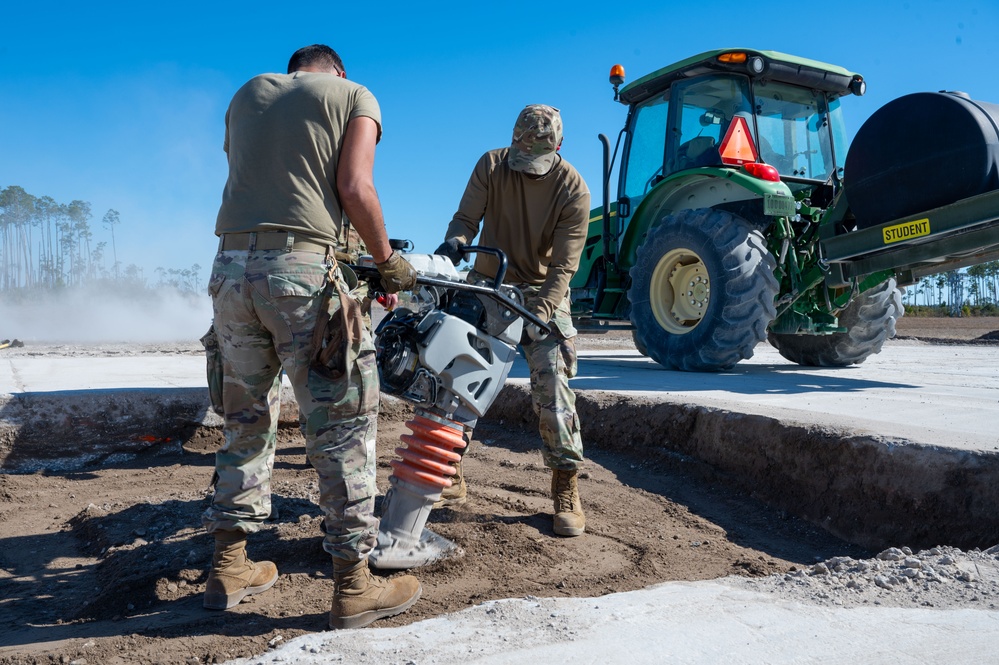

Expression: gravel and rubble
xmin=741 ymin=544 xmax=999 ymax=609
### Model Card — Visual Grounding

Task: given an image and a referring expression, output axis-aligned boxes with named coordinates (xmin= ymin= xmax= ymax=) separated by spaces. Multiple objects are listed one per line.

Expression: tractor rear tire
xmin=767 ymin=279 xmax=904 ymax=367
xmin=631 ymin=329 xmax=648 ymax=356
xmin=628 ymin=208 xmax=778 ymax=371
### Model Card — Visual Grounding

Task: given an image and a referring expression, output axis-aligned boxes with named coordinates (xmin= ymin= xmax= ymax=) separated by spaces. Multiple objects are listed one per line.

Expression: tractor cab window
xmin=622 ymin=92 xmax=670 ymax=200
xmin=753 ymin=80 xmax=839 ymax=180
xmin=666 ymin=75 xmax=752 ymax=175
xmin=827 ymin=97 xmax=848 ymax=178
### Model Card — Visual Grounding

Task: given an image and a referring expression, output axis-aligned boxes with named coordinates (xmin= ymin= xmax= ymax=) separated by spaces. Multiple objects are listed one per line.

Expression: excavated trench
xmin=4 ymin=380 xmax=998 ymax=551
xmin=488 ymin=385 xmax=999 ymax=551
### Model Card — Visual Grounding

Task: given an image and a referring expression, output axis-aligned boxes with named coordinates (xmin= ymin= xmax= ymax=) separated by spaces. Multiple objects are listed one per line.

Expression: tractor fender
xmin=620 ymin=169 xmax=793 ymax=268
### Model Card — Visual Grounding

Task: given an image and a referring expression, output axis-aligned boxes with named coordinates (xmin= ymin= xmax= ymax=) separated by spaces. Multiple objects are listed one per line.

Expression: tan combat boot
xmin=203 ymin=530 xmax=279 ymax=610
xmin=551 ymin=468 xmax=586 ymax=537
xmin=432 ymin=455 xmax=467 ymax=509
xmin=329 ymin=559 xmax=422 ymax=629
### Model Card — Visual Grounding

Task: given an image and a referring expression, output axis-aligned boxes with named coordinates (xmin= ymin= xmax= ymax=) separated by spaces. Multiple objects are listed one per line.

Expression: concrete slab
xmin=0 ymin=356 xmax=208 ymax=393
xmin=4 ymin=340 xmax=997 ymax=453
xmin=223 ymin=580 xmax=999 ymax=665
xmin=554 ymin=341 xmax=999 ymax=453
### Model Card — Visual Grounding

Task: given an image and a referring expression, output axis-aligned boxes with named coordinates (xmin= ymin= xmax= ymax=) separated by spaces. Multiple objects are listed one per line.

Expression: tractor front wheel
xmin=767 ymin=279 xmax=904 ymax=367
xmin=628 ymin=208 xmax=778 ymax=371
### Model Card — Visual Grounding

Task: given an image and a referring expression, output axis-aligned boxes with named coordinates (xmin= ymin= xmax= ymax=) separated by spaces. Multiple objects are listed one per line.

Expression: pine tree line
xmin=903 ymin=261 xmax=999 ymax=316
xmin=901 ymin=263 xmax=999 ymax=315
xmin=5 ymin=184 xmax=998 ymax=314
xmin=0 ymin=185 xmax=201 ymax=294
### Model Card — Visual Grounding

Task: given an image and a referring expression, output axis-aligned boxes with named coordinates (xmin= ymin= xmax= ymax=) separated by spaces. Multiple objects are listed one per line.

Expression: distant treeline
xmin=5 ymin=184 xmax=999 ymax=315
xmin=0 ymin=185 xmax=201 ymax=295
xmin=900 ymin=264 xmax=999 ymax=316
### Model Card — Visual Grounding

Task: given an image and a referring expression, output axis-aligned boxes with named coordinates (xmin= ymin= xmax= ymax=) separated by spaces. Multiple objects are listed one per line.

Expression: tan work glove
xmin=376 ymin=250 xmax=418 ymax=293
xmin=525 ymin=295 xmax=553 ymax=324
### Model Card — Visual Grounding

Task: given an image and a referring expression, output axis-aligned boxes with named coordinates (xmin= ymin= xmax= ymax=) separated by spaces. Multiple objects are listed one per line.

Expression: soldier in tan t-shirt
xmin=203 ymin=44 xmax=420 ymax=630
xmin=435 ymin=104 xmax=591 ymax=537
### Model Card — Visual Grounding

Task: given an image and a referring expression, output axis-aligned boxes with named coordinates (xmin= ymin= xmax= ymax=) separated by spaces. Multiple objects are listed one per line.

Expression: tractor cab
xmin=616 ymin=50 xmax=860 ymax=220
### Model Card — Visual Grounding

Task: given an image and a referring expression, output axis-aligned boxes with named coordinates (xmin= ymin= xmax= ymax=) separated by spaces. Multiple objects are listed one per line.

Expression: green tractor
xmin=571 ymin=48 xmax=999 ymax=371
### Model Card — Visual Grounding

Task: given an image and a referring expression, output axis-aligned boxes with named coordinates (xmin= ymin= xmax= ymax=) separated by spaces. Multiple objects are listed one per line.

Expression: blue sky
xmin=2 ymin=0 xmax=997 ymax=286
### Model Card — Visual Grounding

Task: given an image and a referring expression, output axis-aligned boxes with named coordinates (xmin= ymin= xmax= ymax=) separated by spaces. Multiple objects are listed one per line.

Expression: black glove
xmin=434 ymin=237 xmax=467 ymax=266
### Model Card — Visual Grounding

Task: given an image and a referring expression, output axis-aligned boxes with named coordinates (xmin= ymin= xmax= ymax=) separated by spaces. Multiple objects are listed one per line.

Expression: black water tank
xmin=844 ymin=91 xmax=999 ymax=229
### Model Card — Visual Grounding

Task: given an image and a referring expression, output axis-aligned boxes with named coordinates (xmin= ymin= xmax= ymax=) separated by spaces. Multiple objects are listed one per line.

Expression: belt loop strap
xmin=247 ymin=232 xmax=257 ymax=252
xmin=285 ymin=232 xmax=295 ymax=251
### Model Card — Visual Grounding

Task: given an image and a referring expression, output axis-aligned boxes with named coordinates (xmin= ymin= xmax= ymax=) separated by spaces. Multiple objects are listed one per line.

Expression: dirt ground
xmin=1 ymin=317 xmax=997 ymax=665
xmin=892 ymin=313 xmax=999 ymax=342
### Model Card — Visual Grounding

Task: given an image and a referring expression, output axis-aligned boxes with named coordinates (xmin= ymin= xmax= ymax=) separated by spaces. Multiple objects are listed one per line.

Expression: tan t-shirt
xmin=445 ymin=148 xmax=590 ymax=322
xmin=215 ymin=71 xmax=382 ymax=242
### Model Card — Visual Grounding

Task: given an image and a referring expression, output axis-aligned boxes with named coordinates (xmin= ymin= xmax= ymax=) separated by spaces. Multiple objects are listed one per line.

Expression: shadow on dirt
xmin=0 ymin=487 xmax=336 ymax=649
xmin=470 ymin=418 xmax=872 ymax=566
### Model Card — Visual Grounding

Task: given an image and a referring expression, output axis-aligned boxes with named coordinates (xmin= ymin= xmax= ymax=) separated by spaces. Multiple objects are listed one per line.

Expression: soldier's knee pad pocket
xmin=559 ymin=338 xmax=578 ymax=379
xmin=342 ymin=444 xmax=378 ymax=503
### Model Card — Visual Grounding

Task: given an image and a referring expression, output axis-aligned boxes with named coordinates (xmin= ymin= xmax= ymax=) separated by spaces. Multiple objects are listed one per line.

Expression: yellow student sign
xmin=883 ymin=218 xmax=930 ymax=245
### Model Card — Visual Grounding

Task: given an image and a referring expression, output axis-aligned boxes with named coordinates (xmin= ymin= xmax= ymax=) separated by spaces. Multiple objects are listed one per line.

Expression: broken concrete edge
xmin=483 ymin=385 xmax=999 ymax=553
xmin=0 ymin=388 xmax=299 ymax=474
xmin=0 ymin=388 xmax=421 ymax=475
xmin=4 ymin=383 xmax=998 ymax=553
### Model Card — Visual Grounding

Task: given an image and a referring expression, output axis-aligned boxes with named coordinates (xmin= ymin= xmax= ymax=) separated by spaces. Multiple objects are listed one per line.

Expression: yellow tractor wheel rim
xmin=650 ymin=248 xmax=709 ymax=334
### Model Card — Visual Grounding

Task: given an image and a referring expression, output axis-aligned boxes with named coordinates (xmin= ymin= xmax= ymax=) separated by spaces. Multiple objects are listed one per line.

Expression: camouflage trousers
xmin=201 ymin=246 xmax=379 ymax=563
xmin=520 ymin=291 xmax=584 ymax=470
xmin=465 ymin=271 xmax=583 ymax=469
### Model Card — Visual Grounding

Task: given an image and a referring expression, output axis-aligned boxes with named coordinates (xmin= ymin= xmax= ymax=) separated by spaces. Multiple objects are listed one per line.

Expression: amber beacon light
xmin=718 ymin=51 xmax=766 ymax=75
xmin=609 ymin=64 xmax=625 ymax=100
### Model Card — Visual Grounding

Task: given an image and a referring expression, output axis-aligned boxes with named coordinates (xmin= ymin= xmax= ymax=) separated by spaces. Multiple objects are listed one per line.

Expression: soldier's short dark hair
xmin=287 ymin=45 xmax=345 ymax=75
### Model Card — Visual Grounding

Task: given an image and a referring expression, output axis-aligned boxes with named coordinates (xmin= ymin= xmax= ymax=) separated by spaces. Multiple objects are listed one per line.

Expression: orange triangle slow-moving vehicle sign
xmin=719 ymin=116 xmax=759 ymax=165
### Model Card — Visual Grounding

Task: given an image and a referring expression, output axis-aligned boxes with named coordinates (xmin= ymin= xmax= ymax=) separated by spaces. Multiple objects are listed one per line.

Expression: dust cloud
xmin=0 ymin=287 xmax=212 ymax=343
